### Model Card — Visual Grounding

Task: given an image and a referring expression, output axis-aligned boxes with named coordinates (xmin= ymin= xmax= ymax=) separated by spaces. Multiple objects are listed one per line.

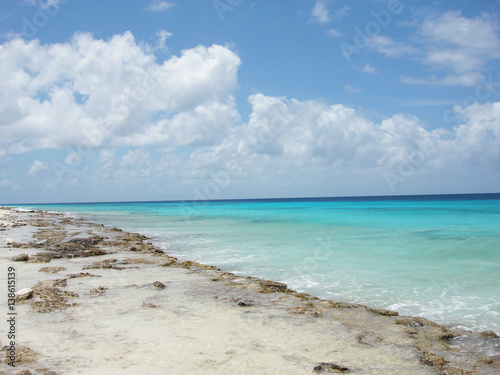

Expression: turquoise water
xmin=22 ymin=195 xmax=500 ymax=333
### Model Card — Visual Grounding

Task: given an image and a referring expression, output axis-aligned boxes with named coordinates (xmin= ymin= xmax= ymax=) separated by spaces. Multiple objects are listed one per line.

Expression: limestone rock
xmin=13 ymin=253 xmax=29 ymax=262
xmin=15 ymin=288 xmax=34 ymax=301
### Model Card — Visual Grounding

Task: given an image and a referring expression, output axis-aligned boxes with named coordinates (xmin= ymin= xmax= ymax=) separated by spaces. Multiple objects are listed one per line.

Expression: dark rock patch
xmin=39 ymin=267 xmax=66 ymax=274
xmin=153 ymin=281 xmax=166 ymax=289
xmin=90 ymin=286 xmax=108 ymax=295
xmin=13 ymin=253 xmax=29 ymax=262
xmin=313 ymin=362 xmax=350 ymax=373
xmin=30 ymin=280 xmax=78 ymax=313
xmin=142 ymin=303 xmax=159 ymax=308
xmin=67 ymin=272 xmax=101 ymax=279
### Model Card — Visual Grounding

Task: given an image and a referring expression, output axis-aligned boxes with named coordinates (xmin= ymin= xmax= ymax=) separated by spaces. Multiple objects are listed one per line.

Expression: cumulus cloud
xmin=0 ymin=32 xmax=241 ymax=156
xmin=184 ymin=94 xmax=499 ymax=194
xmin=1 ymin=31 xmax=498 ymax=200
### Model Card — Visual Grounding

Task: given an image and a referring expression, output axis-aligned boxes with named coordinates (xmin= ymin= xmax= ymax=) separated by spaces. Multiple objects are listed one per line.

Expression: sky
xmin=0 ymin=0 xmax=499 ymax=204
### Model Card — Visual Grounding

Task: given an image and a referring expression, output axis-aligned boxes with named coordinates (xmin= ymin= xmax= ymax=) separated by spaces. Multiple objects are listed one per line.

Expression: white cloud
xmin=113 ymin=96 xmax=239 ymax=147
xmin=311 ymin=0 xmax=330 ymax=24
xmin=145 ymin=1 xmax=175 ymax=12
xmin=0 ymin=32 xmax=241 ymax=155
xmin=333 ymin=5 xmax=350 ymax=19
xmin=184 ymin=94 xmax=500 ymax=194
xmin=27 ymin=160 xmax=48 ymax=176
xmin=327 ymin=29 xmax=342 ymax=38
xmin=411 ymin=11 xmax=500 ymax=86
xmin=365 ymin=35 xmax=418 ymax=57
xmin=344 ymin=84 xmax=362 ymax=93
xmin=155 ymin=30 xmax=173 ymax=52
xmin=98 ymin=150 xmax=115 ymax=164
xmin=359 ymin=63 xmax=376 ymax=75
xmin=367 ymin=11 xmax=500 ymax=87
xmin=120 ymin=149 xmax=151 ymax=167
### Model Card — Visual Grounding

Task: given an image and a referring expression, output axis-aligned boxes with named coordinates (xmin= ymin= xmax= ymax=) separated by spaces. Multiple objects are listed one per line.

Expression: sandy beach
xmin=0 ymin=207 xmax=498 ymax=374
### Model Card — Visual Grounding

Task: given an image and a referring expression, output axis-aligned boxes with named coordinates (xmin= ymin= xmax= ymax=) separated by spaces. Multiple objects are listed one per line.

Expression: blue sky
xmin=0 ymin=0 xmax=499 ymax=204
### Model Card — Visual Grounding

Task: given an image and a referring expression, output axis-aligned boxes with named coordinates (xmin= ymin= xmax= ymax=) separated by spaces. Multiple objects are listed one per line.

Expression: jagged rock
xmin=30 ymin=280 xmax=78 ymax=313
xmin=368 ymin=307 xmax=398 ymax=316
xmin=179 ymin=260 xmax=219 ymax=270
xmin=159 ymin=259 xmax=178 ymax=267
xmin=153 ymin=281 xmax=166 ymax=289
xmin=258 ymin=280 xmax=289 ymax=293
xmin=420 ymin=350 xmax=448 ymax=368
xmin=83 ymin=259 xmax=126 ymax=270
xmin=481 ymin=331 xmax=499 ymax=338
xmin=313 ymin=362 xmax=350 ymax=373
xmin=15 ymin=288 xmax=33 ymax=301
xmin=13 ymin=253 xmax=29 ymax=262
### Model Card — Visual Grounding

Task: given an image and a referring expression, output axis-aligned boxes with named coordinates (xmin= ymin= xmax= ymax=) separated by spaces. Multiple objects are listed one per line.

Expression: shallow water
xmin=23 ymin=194 xmax=500 ymax=334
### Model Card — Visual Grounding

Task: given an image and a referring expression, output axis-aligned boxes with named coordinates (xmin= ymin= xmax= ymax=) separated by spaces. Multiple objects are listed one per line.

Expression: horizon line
xmin=2 ymin=192 xmax=500 ymax=206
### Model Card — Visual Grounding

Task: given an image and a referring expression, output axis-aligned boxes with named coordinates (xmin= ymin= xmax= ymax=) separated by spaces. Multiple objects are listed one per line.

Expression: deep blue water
xmin=17 ymin=193 xmax=500 ymax=333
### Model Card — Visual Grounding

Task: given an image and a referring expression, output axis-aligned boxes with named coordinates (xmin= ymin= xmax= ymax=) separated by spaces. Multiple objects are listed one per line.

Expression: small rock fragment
xmin=313 ymin=362 xmax=350 ymax=373
xmin=153 ymin=281 xmax=166 ymax=289
xmin=142 ymin=303 xmax=159 ymax=308
xmin=15 ymin=288 xmax=34 ymax=301
xmin=13 ymin=253 xmax=29 ymax=262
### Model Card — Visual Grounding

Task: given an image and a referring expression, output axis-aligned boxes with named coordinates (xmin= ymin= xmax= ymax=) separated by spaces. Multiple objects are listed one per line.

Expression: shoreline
xmin=1 ymin=207 xmax=499 ymax=374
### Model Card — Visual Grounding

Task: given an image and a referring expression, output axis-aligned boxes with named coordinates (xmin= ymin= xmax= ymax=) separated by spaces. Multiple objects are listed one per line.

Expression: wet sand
xmin=0 ymin=207 xmax=499 ymax=374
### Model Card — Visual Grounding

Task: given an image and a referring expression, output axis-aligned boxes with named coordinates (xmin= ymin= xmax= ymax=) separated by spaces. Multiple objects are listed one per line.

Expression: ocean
xmin=21 ymin=193 xmax=500 ymax=334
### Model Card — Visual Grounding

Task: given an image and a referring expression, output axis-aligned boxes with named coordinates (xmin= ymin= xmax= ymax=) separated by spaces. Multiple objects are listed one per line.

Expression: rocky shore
xmin=0 ymin=207 xmax=499 ymax=374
